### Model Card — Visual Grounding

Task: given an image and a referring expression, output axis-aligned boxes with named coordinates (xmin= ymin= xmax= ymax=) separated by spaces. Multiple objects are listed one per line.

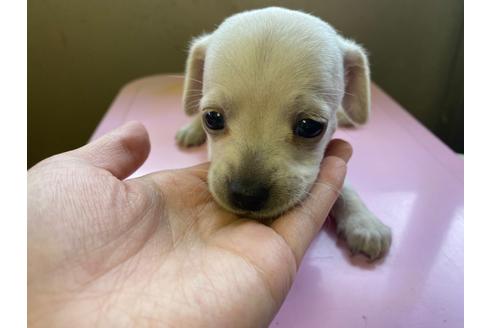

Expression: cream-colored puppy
xmin=176 ymin=7 xmax=391 ymax=260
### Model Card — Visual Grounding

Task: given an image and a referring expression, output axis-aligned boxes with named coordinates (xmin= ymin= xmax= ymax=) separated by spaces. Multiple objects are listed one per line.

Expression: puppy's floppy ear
xmin=183 ymin=33 xmax=211 ymax=115
xmin=336 ymin=38 xmax=371 ymax=126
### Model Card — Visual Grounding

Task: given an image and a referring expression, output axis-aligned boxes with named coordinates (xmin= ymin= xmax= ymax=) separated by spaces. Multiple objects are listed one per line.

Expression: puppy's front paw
xmin=176 ymin=121 xmax=206 ymax=147
xmin=339 ymin=214 xmax=392 ymax=261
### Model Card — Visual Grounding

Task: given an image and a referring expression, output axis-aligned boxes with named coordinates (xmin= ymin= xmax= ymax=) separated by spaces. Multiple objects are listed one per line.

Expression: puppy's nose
xmin=229 ymin=179 xmax=270 ymax=211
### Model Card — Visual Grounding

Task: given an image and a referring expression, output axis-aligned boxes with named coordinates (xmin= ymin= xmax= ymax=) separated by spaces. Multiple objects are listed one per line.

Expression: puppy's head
xmin=182 ymin=8 xmax=370 ymax=218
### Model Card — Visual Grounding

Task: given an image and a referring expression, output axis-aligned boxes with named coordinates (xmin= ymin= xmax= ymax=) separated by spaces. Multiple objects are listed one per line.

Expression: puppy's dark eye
xmin=294 ymin=119 xmax=325 ymax=138
xmin=204 ymin=111 xmax=225 ymax=130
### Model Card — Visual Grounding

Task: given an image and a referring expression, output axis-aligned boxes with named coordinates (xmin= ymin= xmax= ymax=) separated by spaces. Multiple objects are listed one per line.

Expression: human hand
xmin=28 ymin=122 xmax=352 ymax=327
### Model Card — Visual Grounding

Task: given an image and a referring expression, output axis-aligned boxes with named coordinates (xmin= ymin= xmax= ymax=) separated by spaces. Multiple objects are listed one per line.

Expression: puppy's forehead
xmin=203 ymin=13 xmax=344 ymax=109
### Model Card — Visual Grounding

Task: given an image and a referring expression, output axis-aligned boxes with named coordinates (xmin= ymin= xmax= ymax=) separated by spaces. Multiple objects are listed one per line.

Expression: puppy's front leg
xmin=331 ymin=184 xmax=391 ymax=260
xmin=176 ymin=115 xmax=206 ymax=147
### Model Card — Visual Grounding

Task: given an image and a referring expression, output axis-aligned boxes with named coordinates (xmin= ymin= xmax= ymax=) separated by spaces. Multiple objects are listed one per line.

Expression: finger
xmin=324 ymin=138 xmax=353 ymax=161
xmin=182 ymin=162 xmax=211 ymax=180
xmin=272 ymin=139 xmax=352 ymax=266
xmin=68 ymin=121 xmax=151 ymax=179
xmin=134 ymin=161 xmax=211 ymax=187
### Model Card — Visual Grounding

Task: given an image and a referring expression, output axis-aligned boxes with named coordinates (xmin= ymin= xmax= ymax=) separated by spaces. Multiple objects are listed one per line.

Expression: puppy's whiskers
xmin=311 ymin=181 xmax=346 ymax=209
xmin=184 ymin=89 xmax=204 ymax=94
xmin=170 ymin=74 xmax=231 ymax=92
xmin=168 ymin=74 xmax=204 ymax=86
xmin=185 ymin=98 xmax=205 ymax=109
xmin=311 ymin=181 xmax=341 ymax=193
xmin=296 ymin=192 xmax=318 ymax=219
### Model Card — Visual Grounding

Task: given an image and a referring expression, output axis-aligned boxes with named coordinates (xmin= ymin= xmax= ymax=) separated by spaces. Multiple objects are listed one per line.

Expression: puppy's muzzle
xmin=228 ymin=179 xmax=270 ymax=211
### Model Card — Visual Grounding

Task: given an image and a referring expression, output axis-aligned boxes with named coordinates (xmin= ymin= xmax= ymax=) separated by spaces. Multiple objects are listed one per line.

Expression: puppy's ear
xmin=336 ymin=38 xmax=371 ymax=126
xmin=183 ymin=33 xmax=211 ymax=115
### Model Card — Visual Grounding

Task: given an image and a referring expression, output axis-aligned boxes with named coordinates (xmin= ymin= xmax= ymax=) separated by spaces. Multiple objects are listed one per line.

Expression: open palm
xmin=28 ymin=122 xmax=351 ymax=327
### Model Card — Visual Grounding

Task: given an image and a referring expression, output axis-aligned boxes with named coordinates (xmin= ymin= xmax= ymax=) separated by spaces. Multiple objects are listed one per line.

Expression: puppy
xmin=175 ymin=7 xmax=391 ymax=260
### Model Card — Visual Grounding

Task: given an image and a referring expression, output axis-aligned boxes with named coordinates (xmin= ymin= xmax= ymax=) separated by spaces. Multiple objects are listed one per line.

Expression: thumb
xmin=67 ymin=121 xmax=151 ymax=179
xmin=272 ymin=139 xmax=352 ymax=266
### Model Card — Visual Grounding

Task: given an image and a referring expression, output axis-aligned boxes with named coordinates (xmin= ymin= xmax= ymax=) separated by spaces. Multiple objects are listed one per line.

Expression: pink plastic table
xmin=92 ymin=75 xmax=464 ymax=327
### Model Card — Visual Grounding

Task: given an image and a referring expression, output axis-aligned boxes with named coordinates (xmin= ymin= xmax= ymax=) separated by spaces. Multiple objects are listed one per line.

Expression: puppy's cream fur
xmin=176 ymin=7 xmax=391 ymax=260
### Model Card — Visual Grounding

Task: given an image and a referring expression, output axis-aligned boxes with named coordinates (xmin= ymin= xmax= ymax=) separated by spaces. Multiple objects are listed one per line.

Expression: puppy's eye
xmin=294 ymin=119 xmax=325 ymax=138
xmin=204 ymin=111 xmax=225 ymax=130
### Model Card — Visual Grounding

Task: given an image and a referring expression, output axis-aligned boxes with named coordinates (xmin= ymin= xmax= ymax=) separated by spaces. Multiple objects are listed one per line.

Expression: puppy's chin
xmin=208 ymin=179 xmax=312 ymax=220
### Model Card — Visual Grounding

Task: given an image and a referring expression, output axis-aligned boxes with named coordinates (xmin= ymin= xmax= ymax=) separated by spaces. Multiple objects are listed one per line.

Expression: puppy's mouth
xmin=209 ymin=177 xmax=306 ymax=219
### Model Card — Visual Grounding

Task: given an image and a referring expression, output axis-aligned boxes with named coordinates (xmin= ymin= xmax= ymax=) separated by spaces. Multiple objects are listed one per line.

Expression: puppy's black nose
xmin=229 ymin=179 xmax=270 ymax=211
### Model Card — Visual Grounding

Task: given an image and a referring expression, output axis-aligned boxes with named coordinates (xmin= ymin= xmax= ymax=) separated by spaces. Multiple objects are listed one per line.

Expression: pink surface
xmin=92 ymin=75 xmax=464 ymax=327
